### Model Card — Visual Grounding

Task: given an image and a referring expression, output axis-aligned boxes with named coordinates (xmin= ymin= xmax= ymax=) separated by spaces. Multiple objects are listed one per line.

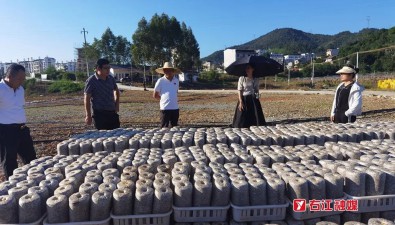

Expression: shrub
xmin=23 ymin=79 xmax=36 ymax=92
xmin=76 ymin=72 xmax=88 ymax=82
xmin=62 ymin=72 xmax=76 ymax=81
xmin=48 ymin=80 xmax=84 ymax=94
xmin=200 ymin=70 xmax=221 ymax=81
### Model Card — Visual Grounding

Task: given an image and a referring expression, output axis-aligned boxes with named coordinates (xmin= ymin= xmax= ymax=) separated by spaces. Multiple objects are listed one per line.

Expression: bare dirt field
xmin=1 ymin=89 xmax=395 ymax=181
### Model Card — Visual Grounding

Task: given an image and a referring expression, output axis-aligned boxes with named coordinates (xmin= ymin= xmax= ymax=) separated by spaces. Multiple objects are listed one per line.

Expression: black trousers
xmin=160 ymin=109 xmax=179 ymax=127
xmin=0 ymin=124 xmax=36 ymax=178
xmin=334 ymin=109 xmax=357 ymax=123
xmin=93 ymin=110 xmax=120 ymax=130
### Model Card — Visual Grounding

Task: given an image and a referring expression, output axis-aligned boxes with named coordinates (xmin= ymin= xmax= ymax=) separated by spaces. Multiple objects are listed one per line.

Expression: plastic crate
xmin=2 ymin=214 xmax=46 ymax=225
xmin=43 ymin=217 xmax=111 ymax=225
xmin=111 ymin=211 xmax=171 ymax=225
xmin=345 ymin=193 xmax=395 ymax=213
xmin=289 ymin=196 xmax=346 ymax=220
xmin=231 ymin=202 xmax=288 ymax=222
xmin=173 ymin=204 xmax=230 ymax=222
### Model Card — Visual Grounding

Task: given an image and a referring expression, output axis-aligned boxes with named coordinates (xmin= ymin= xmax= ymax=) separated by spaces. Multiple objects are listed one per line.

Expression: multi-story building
xmin=17 ymin=60 xmax=34 ymax=74
xmin=270 ymin=53 xmax=284 ymax=65
xmin=55 ymin=61 xmax=77 ymax=72
xmin=284 ymin=54 xmax=303 ymax=64
xmin=202 ymin=61 xmax=214 ymax=71
xmin=299 ymin=53 xmax=315 ymax=64
xmin=32 ymin=59 xmax=43 ymax=74
xmin=223 ymin=49 xmax=256 ymax=69
xmin=65 ymin=61 xmax=77 ymax=72
xmin=0 ymin=62 xmax=5 ymax=77
xmin=12 ymin=57 xmax=57 ymax=74
xmin=42 ymin=57 xmax=56 ymax=70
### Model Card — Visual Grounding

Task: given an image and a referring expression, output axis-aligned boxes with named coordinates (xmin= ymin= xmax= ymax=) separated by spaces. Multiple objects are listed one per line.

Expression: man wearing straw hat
xmin=153 ymin=62 xmax=182 ymax=127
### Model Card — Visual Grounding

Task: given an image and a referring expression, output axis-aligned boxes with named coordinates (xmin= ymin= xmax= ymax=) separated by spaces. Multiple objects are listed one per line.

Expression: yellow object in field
xmin=378 ymin=79 xmax=395 ymax=89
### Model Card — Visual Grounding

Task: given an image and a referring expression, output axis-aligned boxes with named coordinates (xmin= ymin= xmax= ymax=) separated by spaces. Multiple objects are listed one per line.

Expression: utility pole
xmin=143 ymin=60 xmax=147 ymax=91
xmin=366 ymin=16 xmax=370 ymax=28
xmin=81 ymin=28 xmax=89 ymax=77
xmin=356 ymin=52 xmax=359 ymax=81
xmin=311 ymin=54 xmax=315 ymax=86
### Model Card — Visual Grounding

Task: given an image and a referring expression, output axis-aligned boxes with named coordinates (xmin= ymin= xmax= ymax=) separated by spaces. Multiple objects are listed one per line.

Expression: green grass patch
xmin=48 ymin=80 xmax=84 ymax=94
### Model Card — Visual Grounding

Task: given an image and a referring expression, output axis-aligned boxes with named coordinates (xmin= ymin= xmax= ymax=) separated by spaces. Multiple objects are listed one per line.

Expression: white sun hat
xmin=336 ymin=66 xmax=356 ymax=74
xmin=155 ymin=62 xmax=182 ymax=74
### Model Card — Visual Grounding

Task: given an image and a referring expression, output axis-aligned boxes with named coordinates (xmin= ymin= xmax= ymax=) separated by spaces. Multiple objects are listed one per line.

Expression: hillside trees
xmin=339 ymin=27 xmax=395 ymax=73
xmin=132 ymin=13 xmax=200 ymax=72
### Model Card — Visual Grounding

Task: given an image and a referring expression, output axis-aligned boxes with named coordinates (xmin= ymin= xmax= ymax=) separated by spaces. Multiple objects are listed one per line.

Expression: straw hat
xmin=336 ymin=66 xmax=356 ymax=74
xmin=155 ymin=62 xmax=182 ymax=74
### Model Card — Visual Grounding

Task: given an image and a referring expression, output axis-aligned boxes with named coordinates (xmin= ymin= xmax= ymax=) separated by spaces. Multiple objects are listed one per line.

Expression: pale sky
xmin=0 ymin=0 xmax=394 ymax=63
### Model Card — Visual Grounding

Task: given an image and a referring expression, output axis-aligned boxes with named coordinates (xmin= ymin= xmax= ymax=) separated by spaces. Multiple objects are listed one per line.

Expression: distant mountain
xmin=201 ymin=28 xmax=383 ymax=64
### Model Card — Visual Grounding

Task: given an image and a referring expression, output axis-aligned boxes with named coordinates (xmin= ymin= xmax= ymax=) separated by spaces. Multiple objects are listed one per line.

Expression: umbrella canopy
xmin=225 ymin=55 xmax=284 ymax=77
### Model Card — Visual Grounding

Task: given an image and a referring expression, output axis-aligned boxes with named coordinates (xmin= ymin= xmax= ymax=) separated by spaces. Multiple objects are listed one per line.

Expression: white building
xmin=270 ymin=53 xmax=284 ymax=65
xmin=17 ymin=60 xmax=34 ymax=74
xmin=3 ymin=63 xmax=14 ymax=75
xmin=223 ymin=49 xmax=256 ymax=69
xmin=300 ymin=53 xmax=315 ymax=64
xmin=55 ymin=61 xmax=76 ymax=72
xmin=32 ymin=59 xmax=43 ymax=74
xmin=0 ymin=63 xmax=5 ymax=77
xmin=284 ymin=55 xmax=302 ymax=64
xmin=202 ymin=61 xmax=215 ymax=71
xmin=179 ymin=71 xmax=198 ymax=82
xmin=326 ymin=49 xmax=339 ymax=57
xmin=42 ymin=57 xmax=56 ymax=70
xmin=255 ymin=49 xmax=268 ymax=56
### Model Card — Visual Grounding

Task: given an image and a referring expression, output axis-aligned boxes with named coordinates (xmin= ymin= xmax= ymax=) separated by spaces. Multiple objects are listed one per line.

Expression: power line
xmin=316 ymin=45 xmax=395 ymax=65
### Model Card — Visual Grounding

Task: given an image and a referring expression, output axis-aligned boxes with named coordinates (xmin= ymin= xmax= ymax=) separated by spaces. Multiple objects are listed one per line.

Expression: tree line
xmin=84 ymin=13 xmax=200 ymax=73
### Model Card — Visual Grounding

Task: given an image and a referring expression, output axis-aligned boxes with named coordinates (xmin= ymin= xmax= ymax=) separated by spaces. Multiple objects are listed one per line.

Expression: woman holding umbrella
xmin=232 ymin=63 xmax=267 ymax=128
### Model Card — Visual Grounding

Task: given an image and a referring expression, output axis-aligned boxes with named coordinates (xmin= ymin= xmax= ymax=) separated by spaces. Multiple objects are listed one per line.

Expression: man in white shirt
xmin=153 ymin=62 xmax=181 ymax=127
xmin=0 ymin=64 xmax=36 ymax=178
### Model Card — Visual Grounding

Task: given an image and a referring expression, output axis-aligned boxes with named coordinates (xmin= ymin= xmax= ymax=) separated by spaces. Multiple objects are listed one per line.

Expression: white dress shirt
xmin=0 ymin=79 xmax=26 ymax=124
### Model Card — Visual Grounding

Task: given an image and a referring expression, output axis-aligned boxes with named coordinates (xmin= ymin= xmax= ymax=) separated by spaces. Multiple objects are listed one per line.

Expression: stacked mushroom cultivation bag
xmin=55 ymin=122 xmax=395 ymax=157
xmin=0 ymin=121 xmax=394 ymax=224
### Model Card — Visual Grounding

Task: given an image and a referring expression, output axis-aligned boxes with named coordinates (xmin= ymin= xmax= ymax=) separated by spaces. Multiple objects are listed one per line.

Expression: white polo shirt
xmin=154 ymin=76 xmax=179 ymax=110
xmin=0 ymin=79 xmax=26 ymax=124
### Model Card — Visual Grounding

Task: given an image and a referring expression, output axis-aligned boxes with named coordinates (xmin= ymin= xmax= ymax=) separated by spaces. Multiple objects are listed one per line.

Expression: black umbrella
xmin=225 ymin=55 xmax=283 ymax=77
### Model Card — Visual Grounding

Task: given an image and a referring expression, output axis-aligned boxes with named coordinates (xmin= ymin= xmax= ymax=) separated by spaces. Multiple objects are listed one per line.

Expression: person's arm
xmin=238 ymin=90 xmax=244 ymax=111
xmin=114 ymin=86 xmax=120 ymax=112
xmin=153 ymin=79 xmax=161 ymax=99
xmin=330 ymin=94 xmax=336 ymax=122
xmin=153 ymin=91 xmax=161 ymax=99
xmin=237 ymin=77 xmax=244 ymax=111
xmin=84 ymin=93 xmax=92 ymax=125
